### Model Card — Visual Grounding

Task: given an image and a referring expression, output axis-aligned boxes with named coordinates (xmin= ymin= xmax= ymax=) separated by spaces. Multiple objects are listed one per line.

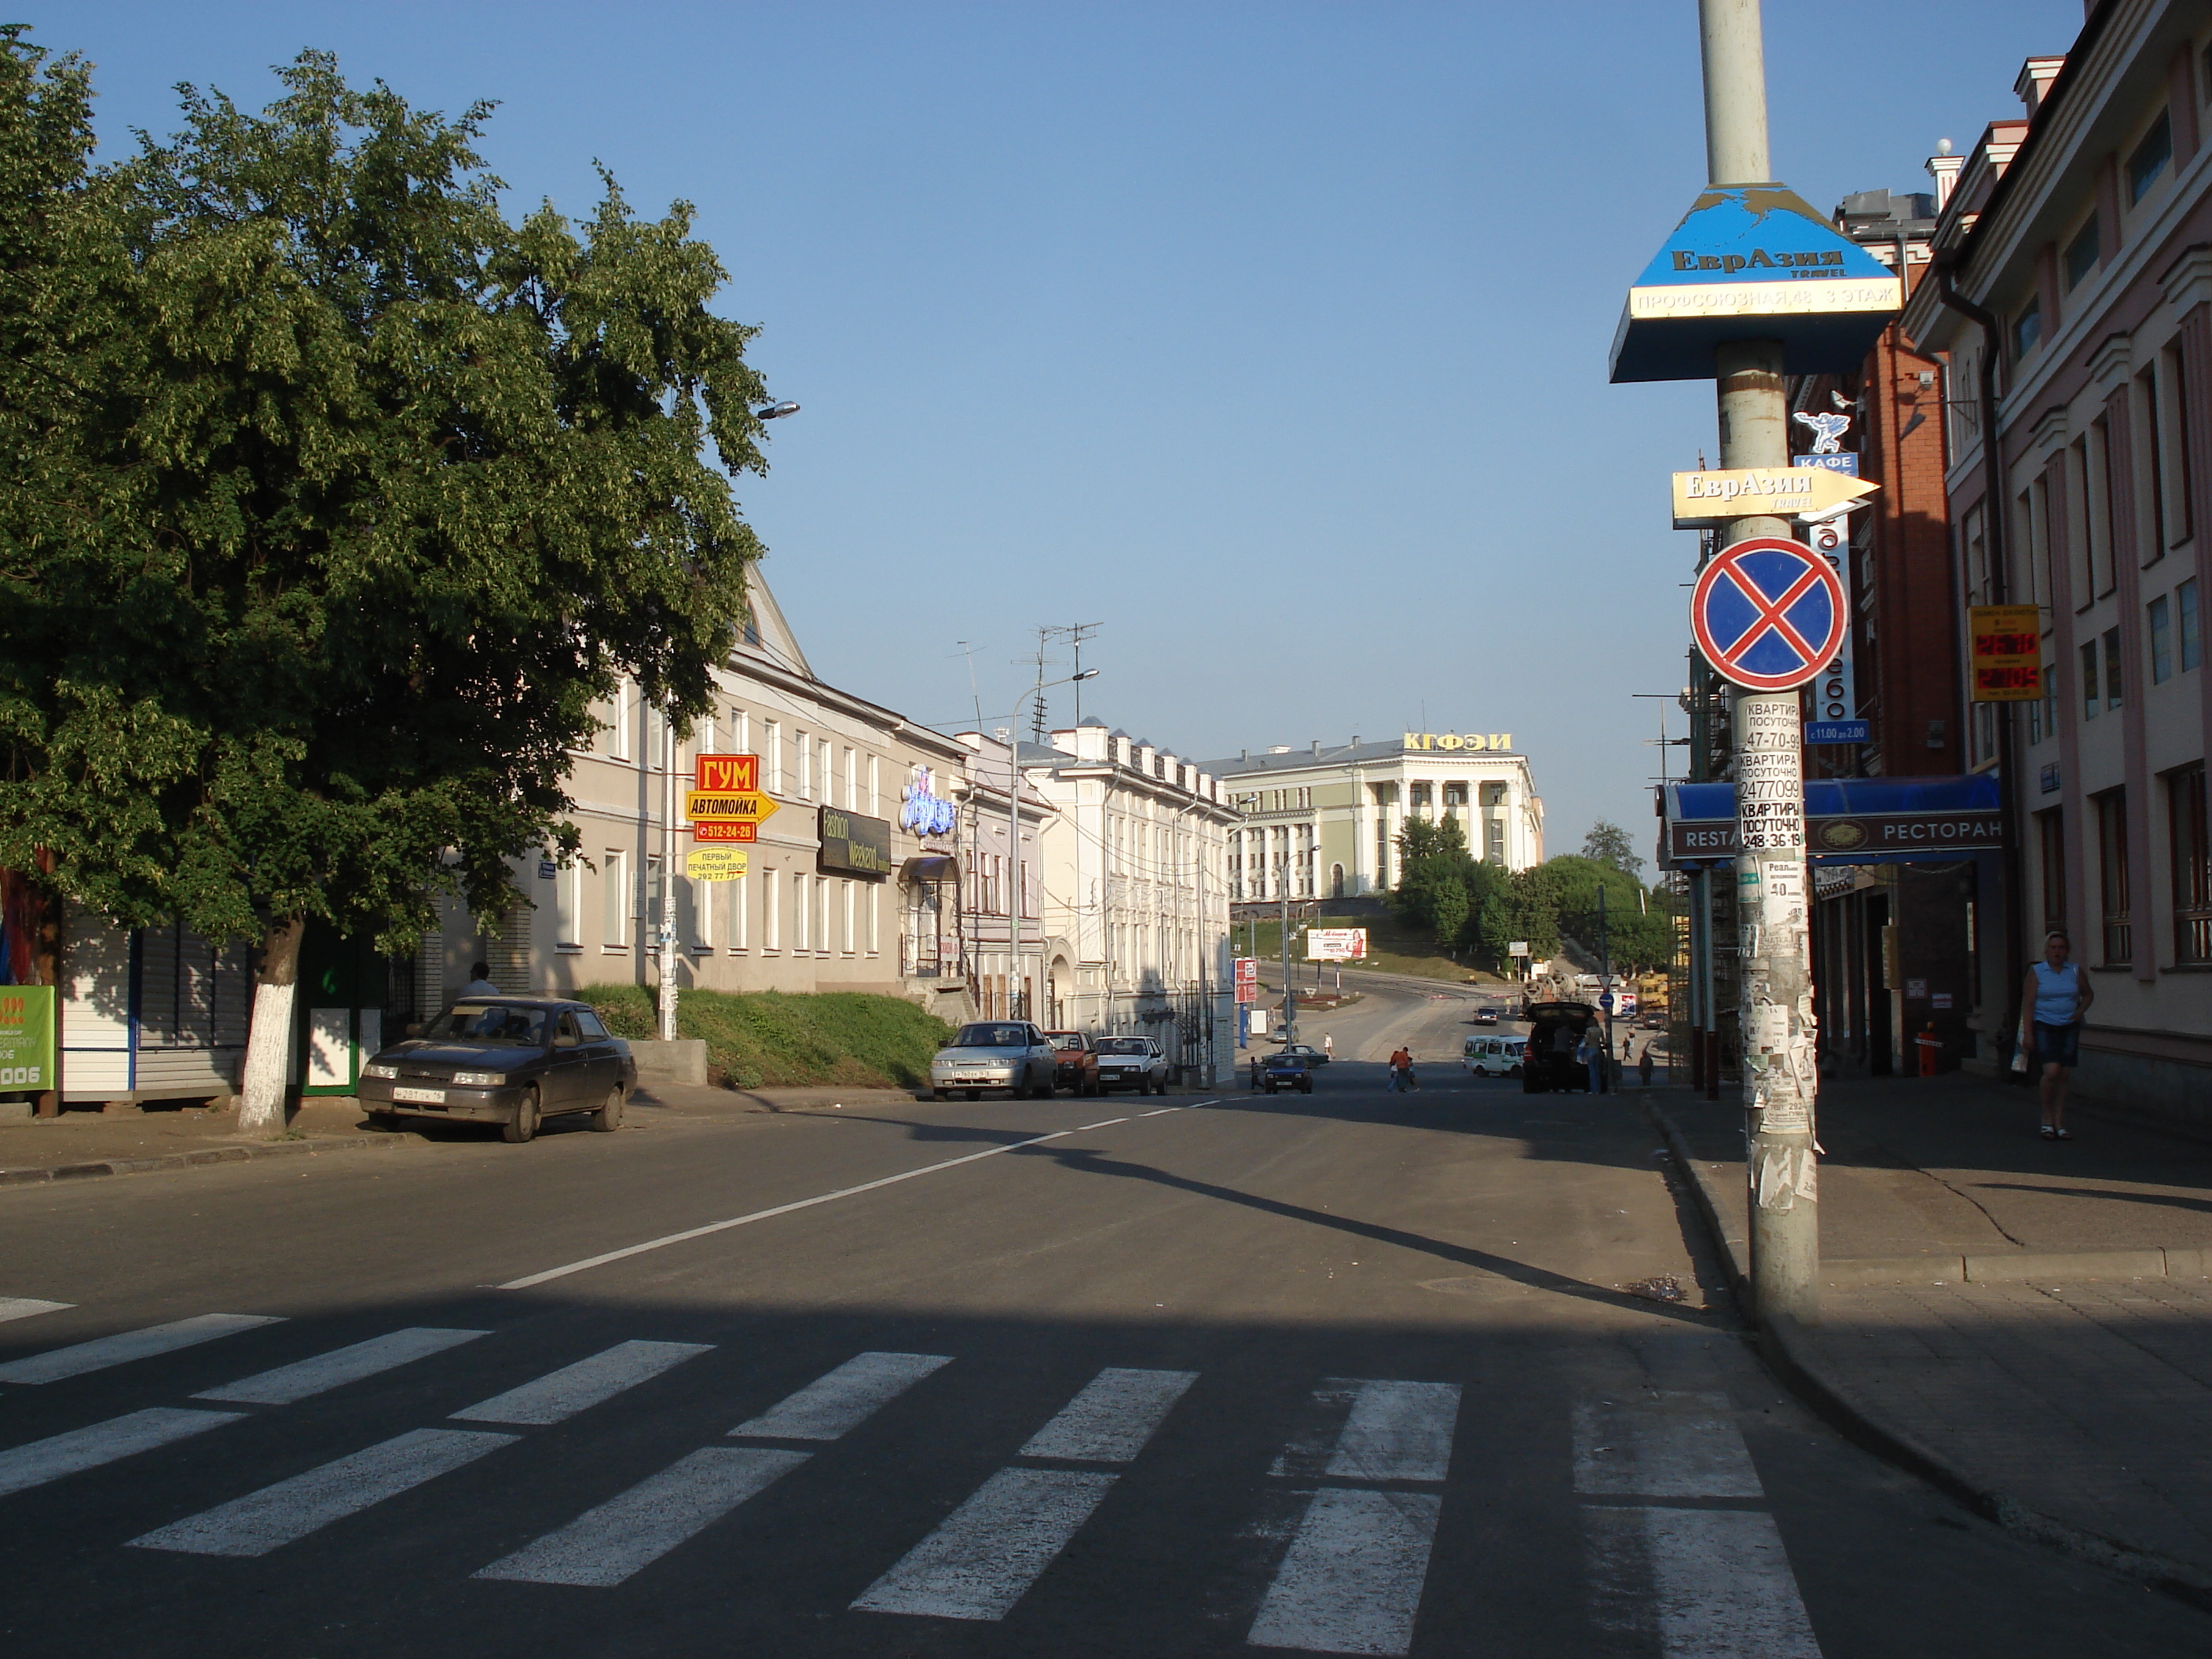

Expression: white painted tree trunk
xmin=238 ymin=916 xmax=306 ymax=1133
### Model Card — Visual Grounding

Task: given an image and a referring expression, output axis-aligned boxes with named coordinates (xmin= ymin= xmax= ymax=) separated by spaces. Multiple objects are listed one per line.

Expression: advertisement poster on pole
xmin=1302 ymin=928 xmax=1368 ymax=961
xmin=0 ymin=986 xmax=55 ymax=1092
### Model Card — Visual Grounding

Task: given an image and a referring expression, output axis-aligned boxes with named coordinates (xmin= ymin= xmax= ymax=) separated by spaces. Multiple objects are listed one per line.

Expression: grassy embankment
xmin=581 ymin=986 xmax=951 ymax=1091
xmin=1239 ymin=914 xmax=1512 ymax=986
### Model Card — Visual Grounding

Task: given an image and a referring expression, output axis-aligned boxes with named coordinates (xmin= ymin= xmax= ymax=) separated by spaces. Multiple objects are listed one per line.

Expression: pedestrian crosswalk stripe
xmin=1323 ymin=1379 xmax=1461 ymax=1484
xmin=1017 ymin=1367 xmax=1197 ymax=1463
xmin=1600 ymin=1507 xmax=1822 ymax=1658
xmin=1246 ymin=1487 xmax=1442 ymax=1657
xmin=450 ymin=1340 xmax=713 ymax=1426
xmin=474 ymin=1446 xmax=811 ymax=1587
xmin=0 ymin=1407 xmax=244 ymax=1500
xmin=195 ymin=1328 xmax=490 ymax=1406
xmin=0 ymin=1313 xmax=285 ymax=1386
xmin=129 ymin=1427 xmax=518 ymax=1557
xmin=0 ymin=1298 xmax=72 ymax=1327
xmin=850 ymin=1467 xmax=1119 ymax=1621
xmin=1572 ymin=1392 xmax=1763 ymax=1498
xmin=729 ymin=1351 xmax=951 ymax=1441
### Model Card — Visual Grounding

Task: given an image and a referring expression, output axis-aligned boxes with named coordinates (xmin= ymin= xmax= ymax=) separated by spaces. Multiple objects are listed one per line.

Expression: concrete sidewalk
xmin=1650 ymin=1073 xmax=2212 ymax=1598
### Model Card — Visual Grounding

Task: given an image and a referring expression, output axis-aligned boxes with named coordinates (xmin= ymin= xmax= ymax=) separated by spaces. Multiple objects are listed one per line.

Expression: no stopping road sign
xmin=1690 ymin=537 xmax=1848 ymax=693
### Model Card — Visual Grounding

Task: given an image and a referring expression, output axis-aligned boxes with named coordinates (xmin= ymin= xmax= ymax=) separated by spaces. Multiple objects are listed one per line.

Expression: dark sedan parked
xmin=358 ymin=997 xmax=635 ymax=1142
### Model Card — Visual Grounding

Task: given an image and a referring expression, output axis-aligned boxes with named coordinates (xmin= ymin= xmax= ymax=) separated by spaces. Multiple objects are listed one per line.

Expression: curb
xmin=1638 ymin=1090 xmax=2212 ymax=1610
xmin=0 ymin=1133 xmax=404 ymax=1188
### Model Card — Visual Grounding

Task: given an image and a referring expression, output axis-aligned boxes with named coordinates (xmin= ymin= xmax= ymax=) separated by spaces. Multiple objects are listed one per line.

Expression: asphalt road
xmin=1 ymin=1038 xmax=2203 ymax=1655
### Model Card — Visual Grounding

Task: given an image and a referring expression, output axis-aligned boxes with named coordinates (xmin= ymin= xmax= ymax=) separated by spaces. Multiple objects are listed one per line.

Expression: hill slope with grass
xmin=581 ymin=987 xmax=951 ymax=1091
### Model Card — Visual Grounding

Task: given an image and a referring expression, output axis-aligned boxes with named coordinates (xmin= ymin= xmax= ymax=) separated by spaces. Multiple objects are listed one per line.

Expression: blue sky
xmin=51 ymin=1 xmax=2084 ymax=859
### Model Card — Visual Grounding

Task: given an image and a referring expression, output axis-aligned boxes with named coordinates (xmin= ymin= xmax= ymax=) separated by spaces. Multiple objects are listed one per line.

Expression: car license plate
xmin=392 ymin=1086 xmax=446 ymax=1104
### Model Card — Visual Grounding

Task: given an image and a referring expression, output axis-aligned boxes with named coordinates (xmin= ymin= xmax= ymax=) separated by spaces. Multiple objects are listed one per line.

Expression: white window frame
xmin=763 ymin=866 xmax=781 ymax=952
xmin=602 ymin=850 xmax=629 ymax=950
xmin=555 ymin=861 xmax=584 ymax=951
xmin=726 ymin=867 xmax=749 ymax=953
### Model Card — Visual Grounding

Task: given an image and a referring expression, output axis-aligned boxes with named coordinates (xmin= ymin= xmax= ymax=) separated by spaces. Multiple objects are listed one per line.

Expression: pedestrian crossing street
xmin=0 ymin=1298 xmax=1823 ymax=1656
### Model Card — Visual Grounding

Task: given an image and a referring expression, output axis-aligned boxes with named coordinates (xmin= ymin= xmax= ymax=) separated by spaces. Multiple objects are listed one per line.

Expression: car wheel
xmin=365 ymin=1108 xmax=399 ymax=1130
xmin=933 ymin=1088 xmax=950 ymax=1100
xmin=586 ymin=1086 xmax=624 ymax=1133
xmin=1509 ymin=1064 xmax=1522 ymax=1077
xmin=1084 ymin=1078 xmax=1100 ymax=1097
xmin=501 ymin=1089 xmax=540 ymax=1144
xmin=965 ymin=1090 xmax=981 ymax=1101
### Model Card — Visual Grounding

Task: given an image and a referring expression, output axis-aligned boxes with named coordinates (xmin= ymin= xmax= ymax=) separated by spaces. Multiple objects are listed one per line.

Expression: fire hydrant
xmin=1915 ymin=1023 xmax=1942 ymax=1077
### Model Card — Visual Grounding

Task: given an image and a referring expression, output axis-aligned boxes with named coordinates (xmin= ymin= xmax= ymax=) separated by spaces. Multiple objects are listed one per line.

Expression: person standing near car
xmin=2019 ymin=931 xmax=2093 ymax=1141
xmin=1575 ymin=1021 xmax=1606 ymax=1095
xmin=461 ymin=961 xmax=500 ymax=998
xmin=1323 ymin=1034 xmax=1334 ymax=1062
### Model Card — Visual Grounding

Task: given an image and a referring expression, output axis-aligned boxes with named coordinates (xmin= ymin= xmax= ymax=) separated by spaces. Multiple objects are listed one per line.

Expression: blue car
xmin=1250 ymin=1053 xmax=1315 ymax=1095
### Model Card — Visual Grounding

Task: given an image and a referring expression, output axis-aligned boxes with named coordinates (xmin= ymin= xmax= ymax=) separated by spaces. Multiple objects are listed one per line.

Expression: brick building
xmin=1901 ymin=0 xmax=2212 ymax=1116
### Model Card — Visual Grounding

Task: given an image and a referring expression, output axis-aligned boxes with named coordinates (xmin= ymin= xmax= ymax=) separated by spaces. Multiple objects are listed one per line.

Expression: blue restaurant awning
xmin=1661 ymin=775 xmax=2002 ymax=868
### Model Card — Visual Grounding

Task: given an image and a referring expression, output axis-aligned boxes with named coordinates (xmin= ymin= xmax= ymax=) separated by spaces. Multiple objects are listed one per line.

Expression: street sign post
xmin=1968 ymin=605 xmax=2043 ymax=702
xmin=1672 ymin=466 xmax=1877 ymax=528
xmin=1690 ymin=537 xmax=1848 ymax=694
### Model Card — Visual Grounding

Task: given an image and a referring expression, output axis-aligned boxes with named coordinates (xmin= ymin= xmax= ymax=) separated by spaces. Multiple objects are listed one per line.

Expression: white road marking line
xmin=851 ymin=1466 xmax=1118 ymax=1621
xmin=1572 ymin=1393 xmax=1764 ymax=1498
xmin=473 ymin=1446 xmax=809 ymax=1587
xmin=498 ymin=1121 xmax=1133 ymax=1290
xmin=1246 ymin=1487 xmax=1442 ymax=1656
xmin=1072 ymin=1117 xmax=1129 ymax=1130
xmin=730 ymin=1351 xmax=950 ymax=1441
xmin=194 ymin=1327 xmax=489 ymax=1405
xmin=0 ymin=1298 xmax=72 ymax=1326
xmin=128 ymin=1426 xmax=517 ymax=1557
xmin=1324 ymin=1379 xmax=1462 ymax=1484
xmin=0 ymin=1313 xmax=284 ymax=1386
xmin=1018 ymin=1367 xmax=1198 ymax=1463
xmin=1642 ymin=1507 xmax=1823 ymax=1657
xmin=0 ymin=1407 xmax=244 ymax=1500
xmin=450 ymin=1339 xmax=712 ymax=1426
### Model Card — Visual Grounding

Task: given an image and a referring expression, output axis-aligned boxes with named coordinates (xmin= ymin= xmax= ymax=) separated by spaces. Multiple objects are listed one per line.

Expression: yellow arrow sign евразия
xmin=1671 ymin=466 xmax=1878 ymax=528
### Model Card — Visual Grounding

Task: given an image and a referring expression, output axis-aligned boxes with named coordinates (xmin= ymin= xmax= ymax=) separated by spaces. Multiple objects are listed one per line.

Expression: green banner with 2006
xmin=0 ymin=985 xmax=54 ymax=1092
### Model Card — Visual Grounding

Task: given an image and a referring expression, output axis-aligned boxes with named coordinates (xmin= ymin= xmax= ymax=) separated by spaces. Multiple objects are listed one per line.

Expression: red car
xmin=1042 ymin=1031 xmax=1101 ymax=1097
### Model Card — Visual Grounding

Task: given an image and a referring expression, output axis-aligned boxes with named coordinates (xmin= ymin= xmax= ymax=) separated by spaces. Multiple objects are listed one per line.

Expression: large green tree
xmin=0 ymin=45 xmax=778 ymax=1123
xmin=1391 ymin=814 xmax=1506 ymax=960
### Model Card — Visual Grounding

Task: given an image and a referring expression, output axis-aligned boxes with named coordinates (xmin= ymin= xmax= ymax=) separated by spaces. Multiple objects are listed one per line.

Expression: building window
xmin=2063 ymin=214 xmax=2099 ymax=290
xmin=2182 ymin=578 xmax=2202 ymax=672
xmin=2151 ymin=594 xmax=2174 ymax=684
xmin=679 ymin=866 xmax=706 ymax=951
xmin=2104 ymin=626 xmax=2123 ymax=710
xmin=2170 ymin=344 xmax=2199 ymax=548
xmin=602 ymin=850 xmax=629 ymax=948
xmin=868 ymin=753 xmax=880 ymax=818
xmin=2097 ymin=789 xmax=2131 ymax=966
xmin=726 ymin=870 xmax=749 ymax=952
xmin=611 ymin=683 xmax=634 ymax=761
xmin=765 ymin=720 xmax=782 ymax=793
xmin=795 ymin=730 xmax=811 ymax=800
xmin=793 ymin=872 xmax=810 ymax=952
xmin=2127 ymin=109 xmax=2171 ymax=205
xmin=555 ymin=862 xmax=583 ymax=949
xmin=2038 ymin=811 xmax=2065 ymax=940
xmin=2014 ymin=296 xmax=2042 ymax=360
xmin=2173 ymin=766 xmax=2212 ymax=965
xmin=867 ymin=882 xmax=880 ymax=955
xmin=763 ymin=867 xmax=781 ymax=951
xmin=1408 ymin=782 xmax=1432 ymax=811
xmin=2080 ymin=641 xmax=2099 ymax=720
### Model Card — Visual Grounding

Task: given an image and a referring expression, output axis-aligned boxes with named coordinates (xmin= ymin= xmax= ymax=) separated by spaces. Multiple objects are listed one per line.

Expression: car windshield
xmin=1270 ymin=1055 xmax=1308 ymax=1068
xmin=423 ymin=1003 xmax=548 ymax=1047
xmin=952 ymin=1024 xmax=1031 ymax=1049
xmin=1046 ymin=1034 xmax=1085 ymax=1050
xmin=1094 ymin=1038 xmax=1149 ymax=1055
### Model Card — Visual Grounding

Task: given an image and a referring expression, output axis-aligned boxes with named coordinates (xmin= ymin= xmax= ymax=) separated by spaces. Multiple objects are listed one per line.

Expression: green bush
xmin=579 ymin=985 xmax=953 ymax=1091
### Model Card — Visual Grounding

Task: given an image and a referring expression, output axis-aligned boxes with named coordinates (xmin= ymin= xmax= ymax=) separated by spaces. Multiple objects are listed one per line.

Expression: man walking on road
xmin=1388 ymin=1046 xmax=1414 ymax=1093
xmin=1322 ymin=1034 xmax=1333 ymax=1062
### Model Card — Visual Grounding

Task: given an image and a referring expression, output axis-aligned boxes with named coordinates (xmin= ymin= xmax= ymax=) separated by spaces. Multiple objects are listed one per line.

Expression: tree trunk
xmin=238 ymin=915 xmax=306 ymax=1132
xmin=32 ymin=848 xmax=60 ymax=1118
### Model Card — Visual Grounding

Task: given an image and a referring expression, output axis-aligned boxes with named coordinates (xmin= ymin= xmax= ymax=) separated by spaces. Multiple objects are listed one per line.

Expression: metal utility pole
xmin=1279 ymin=870 xmax=1295 ymax=1045
xmin=998 ymin=727 xmax=1024 ymax=1020
xmin=1701 ymin=0 xmax=1817 ymax=1325
xmin=657 ymin=703 xmax=680 ymax=1043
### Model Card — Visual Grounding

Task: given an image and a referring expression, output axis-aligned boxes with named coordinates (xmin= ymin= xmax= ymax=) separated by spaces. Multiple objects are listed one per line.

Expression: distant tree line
xmin=1390 ymin=815 xmax=1673 ymax=973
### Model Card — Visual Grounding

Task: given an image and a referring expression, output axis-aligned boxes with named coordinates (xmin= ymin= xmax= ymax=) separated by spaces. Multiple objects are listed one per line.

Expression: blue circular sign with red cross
xmin=1690 ymin=536 xmax=1848 ymax=692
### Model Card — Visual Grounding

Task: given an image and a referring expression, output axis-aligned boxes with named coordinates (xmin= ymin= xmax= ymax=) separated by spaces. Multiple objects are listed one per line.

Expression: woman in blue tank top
xmin=2018 ymin=931 xmax=2094 ymax=1141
